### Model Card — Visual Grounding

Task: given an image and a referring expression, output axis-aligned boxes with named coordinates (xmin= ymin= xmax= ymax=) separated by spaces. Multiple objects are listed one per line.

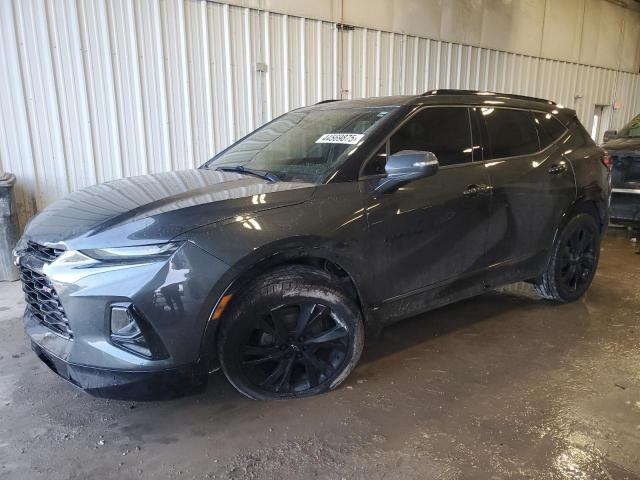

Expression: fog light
xmin=111 ymin=307 xmax=138 ymax=336
xmin=110 ymin=306 xmax=152 ymax=358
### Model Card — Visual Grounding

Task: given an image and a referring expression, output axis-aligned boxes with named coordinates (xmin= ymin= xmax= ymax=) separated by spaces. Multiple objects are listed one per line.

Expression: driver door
xmin=362 ymin=107 xmax=492 ymax=321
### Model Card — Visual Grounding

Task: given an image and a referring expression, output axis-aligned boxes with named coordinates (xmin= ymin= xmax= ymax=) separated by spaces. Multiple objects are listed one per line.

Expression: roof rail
xmin=422 ymin=89 xmax=556 ymax=106
xmin=315 ymin=99 xmax=341 ymax=105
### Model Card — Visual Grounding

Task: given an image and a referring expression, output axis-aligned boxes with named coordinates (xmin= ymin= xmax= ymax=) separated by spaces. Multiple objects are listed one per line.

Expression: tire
xmin=218 ymin=265 xmax=364 ymax=400
xmin=533 ymin=213 xmax=601 ymax=302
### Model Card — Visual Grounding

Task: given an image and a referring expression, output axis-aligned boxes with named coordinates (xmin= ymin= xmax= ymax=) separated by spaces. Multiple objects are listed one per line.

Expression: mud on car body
xmin=15 ymin=90 xmax=610 ymax=400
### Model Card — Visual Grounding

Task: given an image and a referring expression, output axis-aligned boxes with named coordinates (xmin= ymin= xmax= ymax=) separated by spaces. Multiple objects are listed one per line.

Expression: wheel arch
xmin=533 ymin=201 xmax=602 ymax=301
xmin=546 ymin=196 xmax=604 ymax=264
xmin=197 ymin=243 xmax=377 ymax=370
xmin=561 ymin=196 xmax=605 ymax=233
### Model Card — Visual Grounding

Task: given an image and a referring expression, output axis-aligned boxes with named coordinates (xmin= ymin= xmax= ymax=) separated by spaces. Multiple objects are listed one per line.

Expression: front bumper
xmin=17 ymin=241 xmax=230 ymax=395
xmin=30 ymin=339 xmax=206 ymax=399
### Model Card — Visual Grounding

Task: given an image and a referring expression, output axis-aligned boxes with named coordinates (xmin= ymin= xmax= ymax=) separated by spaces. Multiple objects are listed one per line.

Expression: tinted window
xmin=532 ymin=112 xmax=567 ymax=148
xmin=533 ymin=114 xmax=554 ymax=149
xmin=389 ymin=107 xmax=473 ymax=166
xmin=470 ymin=107 xmax=485 ymax=161
xmin=482 ymin=108 xmax=540 ymax=158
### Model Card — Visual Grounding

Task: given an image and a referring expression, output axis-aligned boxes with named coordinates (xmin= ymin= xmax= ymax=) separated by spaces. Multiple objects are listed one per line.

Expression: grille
xmin=25 ymin=241 xmax=65 ymax=263
xmin=20 ymin=266 xmax=72 ymax=338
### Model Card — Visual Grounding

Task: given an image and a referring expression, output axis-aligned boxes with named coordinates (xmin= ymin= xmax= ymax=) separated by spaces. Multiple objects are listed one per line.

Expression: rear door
xmin=362 ymin=106 xmax=492 ymax=318
xmin=478 ymin=107 xmax=576 ymax=283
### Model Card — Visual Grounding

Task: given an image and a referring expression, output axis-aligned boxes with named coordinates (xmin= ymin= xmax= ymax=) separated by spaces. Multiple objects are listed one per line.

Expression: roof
xmin=421 ymin=89 xmax=557 ymax=106
xmin=311 ymin=90 xmax=559 ymax=108
xmin=308 ymin=89 xmax=574 ymax=118
xmin=309 ymin=95 xmax=415 ymax=110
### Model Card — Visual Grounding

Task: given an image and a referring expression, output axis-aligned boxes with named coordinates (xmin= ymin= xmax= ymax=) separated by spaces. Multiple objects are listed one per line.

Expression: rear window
xmin=482 ymin=108 xmax=540 ymax=159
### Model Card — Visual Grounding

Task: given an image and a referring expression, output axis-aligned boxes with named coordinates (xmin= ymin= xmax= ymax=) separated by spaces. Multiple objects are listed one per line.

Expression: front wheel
xmin=218 ymin=265 xmax=364 ymax=400
xmin=533 ymin=213 xmax=601 ymax=302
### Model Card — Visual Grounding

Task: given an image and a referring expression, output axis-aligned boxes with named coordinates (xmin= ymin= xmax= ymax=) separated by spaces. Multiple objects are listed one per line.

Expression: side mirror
xmin=375 ymin=150 xmax=439 ymax=193
xmin=603 ymin=130 xmax=618 ymax=143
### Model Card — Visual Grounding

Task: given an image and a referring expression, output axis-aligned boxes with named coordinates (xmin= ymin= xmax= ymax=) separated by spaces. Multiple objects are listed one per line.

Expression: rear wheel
xmin=533 ymin=213 xmax=601 ymax=302
xmin=218 ymin=265 xmax=364 ymax=400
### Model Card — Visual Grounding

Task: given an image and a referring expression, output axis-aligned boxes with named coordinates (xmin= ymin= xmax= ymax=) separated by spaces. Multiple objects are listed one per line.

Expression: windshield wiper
xmin=215 ymin=165 xmax=279 ymax=182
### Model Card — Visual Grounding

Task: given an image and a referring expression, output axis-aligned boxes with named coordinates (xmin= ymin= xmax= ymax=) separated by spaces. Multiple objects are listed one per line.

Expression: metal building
xmin=1 ymin=0 xmax=639 ymax=229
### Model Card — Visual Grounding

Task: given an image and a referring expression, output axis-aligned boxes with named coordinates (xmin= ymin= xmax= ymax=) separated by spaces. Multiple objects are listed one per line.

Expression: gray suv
xmin=15 ymin=90 xmax=610 ymax=400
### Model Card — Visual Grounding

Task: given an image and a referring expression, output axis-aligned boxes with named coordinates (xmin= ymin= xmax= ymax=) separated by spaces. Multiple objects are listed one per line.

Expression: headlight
xmin=81 ymin=242 xmax=181 ymax=262
xmin=12 ymin=237 xmax=27 ymax=263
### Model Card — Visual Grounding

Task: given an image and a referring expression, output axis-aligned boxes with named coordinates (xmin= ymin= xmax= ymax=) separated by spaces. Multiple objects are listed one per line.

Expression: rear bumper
xmin=610 ymin=190 xmax=640 ymax=224
xmin=31 ymin=340 xmax=207 ymax=399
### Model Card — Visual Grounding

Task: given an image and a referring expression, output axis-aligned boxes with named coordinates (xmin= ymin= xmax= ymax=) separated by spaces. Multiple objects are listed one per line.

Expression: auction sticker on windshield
xmin=316 ymin=133 xmax=364 ymax=144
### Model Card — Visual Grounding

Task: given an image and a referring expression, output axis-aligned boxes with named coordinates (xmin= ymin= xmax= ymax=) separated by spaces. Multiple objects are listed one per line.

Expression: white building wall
xmin=226 ymin=0 xmax=640 ymax=72
xmin=1 ymin=0 xmax=639 ymax=230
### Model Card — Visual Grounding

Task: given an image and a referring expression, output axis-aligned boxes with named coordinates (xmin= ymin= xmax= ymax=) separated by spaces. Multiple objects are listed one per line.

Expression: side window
xmin=389 ymin=107 xmax=473 ymax=167
xmin=532 ymin=111 xmax=567 ymax=149
xmin=361 ymin=107 xmax=473 ymax=176
xmin=469 ymin=107 xmax=485 ymax=161
xmin=482 ymin=108 xmax=540 ymax=159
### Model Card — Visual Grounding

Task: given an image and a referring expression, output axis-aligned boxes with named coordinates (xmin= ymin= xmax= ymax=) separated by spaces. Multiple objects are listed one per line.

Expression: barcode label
xmin=315 ymin=133 xmax=364 ymax=144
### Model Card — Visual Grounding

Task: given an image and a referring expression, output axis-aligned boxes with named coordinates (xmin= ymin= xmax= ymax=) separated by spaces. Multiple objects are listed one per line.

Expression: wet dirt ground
xmin=1 ymin=229 xmax=639 ymax=479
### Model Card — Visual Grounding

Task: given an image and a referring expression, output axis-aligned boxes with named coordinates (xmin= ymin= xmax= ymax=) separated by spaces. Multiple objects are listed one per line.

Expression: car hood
xmin=24 ymin=169 xmax=315 ymax=250
xmin=603 ymin=137 xmax=640 ymax=152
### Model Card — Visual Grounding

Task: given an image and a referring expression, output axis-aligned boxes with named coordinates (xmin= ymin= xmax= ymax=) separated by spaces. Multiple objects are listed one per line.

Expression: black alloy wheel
xmin=533 ymin=213 xmax=601 ymax=302
xmin=218 ymin=265 xmax=364 ymax=400
xmin=557 ymin=224 xmax=597 ymax=293
xmin=241 ymin=302 xmax=349 ymax=393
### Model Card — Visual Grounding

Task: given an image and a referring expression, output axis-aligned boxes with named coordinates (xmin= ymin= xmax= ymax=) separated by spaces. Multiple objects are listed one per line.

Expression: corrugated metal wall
xmin=1 ymin=0 xmax=639 ymax=230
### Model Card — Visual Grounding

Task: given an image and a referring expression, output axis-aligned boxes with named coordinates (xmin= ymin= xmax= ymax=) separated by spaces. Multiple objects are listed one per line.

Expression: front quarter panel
xmin=179 ymin=182 xmax=370 ymax=301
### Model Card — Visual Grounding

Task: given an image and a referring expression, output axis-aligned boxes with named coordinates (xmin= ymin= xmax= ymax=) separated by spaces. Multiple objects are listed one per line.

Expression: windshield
xmin=618 ymin=113 xmax=640 ymax=138
xmin=204 ymin=107 xmax=394 ymax=182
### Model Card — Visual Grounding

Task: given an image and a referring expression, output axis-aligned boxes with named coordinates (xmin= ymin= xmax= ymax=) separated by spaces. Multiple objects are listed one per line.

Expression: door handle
xmin=547 ymin=163 xmax=568 ymax=175
xmin=463 ymin=184 xmax=493 ymax=196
